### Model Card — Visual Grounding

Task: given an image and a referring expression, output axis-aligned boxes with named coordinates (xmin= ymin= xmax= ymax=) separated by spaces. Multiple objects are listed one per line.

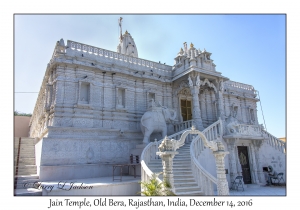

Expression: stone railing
xmin=203 ymin=119 xmax=223 ymax=141
xmin=261 ymin=130 xmax=286 ymax=154
xmin=173 ymin=120 xmax=194 ymax=132
xmin=140 ymin=128 xmax=192 ymax=187
xmin=224 ymin=80 xmax=255 ymax=92
xmin=190 ymin=119 xmax=222 ymax=195
xmin=237 ymin=124 xmax=263 ymax=137
xmin=141 ymin=139 xmax=161 ymax=185
xmin=66 ymin=40 xmax=172 ymax=76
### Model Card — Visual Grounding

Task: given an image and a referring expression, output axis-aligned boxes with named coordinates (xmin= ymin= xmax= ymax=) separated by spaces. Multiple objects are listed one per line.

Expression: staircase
xmin=141 ymin=119 xmax=222 ymax=195
xmin=14 ymin=137 xmax=42 ymax=196
xmin=147 ymin=141 xmax=204 ymax=195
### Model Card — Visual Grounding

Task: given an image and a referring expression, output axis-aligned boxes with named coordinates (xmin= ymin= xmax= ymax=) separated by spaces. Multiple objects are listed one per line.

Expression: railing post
xmin=156 ymin=136 xmax=178 ymax=194
xmin=213 ymin=141 xmax=230 ymax=195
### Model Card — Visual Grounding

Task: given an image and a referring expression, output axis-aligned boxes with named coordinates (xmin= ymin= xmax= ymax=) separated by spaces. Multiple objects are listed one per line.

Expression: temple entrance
xmin=237 ymin=146 xmax=252 ymax=184
xmin=180 ymin=99 xmax=192 ymax=121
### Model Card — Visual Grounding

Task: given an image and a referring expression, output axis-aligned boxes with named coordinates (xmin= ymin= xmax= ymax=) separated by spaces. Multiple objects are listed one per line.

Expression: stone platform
xmin=41 ymin=176 xmax=141 ymax=196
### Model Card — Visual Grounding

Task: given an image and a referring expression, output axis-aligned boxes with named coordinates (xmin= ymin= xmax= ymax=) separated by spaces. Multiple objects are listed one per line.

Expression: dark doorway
xmin=180 ymin=100 xmax=192 ymax=121
xmin=237 ymin=146 xmax=252 ymax=184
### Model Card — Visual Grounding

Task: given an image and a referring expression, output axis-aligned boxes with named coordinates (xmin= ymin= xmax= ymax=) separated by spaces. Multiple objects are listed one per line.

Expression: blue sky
xmin=14 ymin=14 xmax=286 ymax=138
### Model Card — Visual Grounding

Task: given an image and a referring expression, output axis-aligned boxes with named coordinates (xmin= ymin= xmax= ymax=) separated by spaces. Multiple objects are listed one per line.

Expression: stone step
xmin=148 ymin=164 xmax=191 ymax=169
xmin=173 ymin=157 xmax=191 ymax=162
xmin=19 ymin=138 xmax=36 ymax=141
xmin=15 ymin=165 xmax=37 ymax=175
xmin=149 ymin=160 xmax=191 ymax=164
xmin=15 ymin=146 xmax=35 ymax=150
xmin=15 ymin=158 xmax=36 ymax=165
xmin=178 ymin=148 xmax=190 ymax=150
xmin=173 ymin=174 xmax=194 ymax=179
xmin=150 ymin=169 xmax=193 ymax=175
xmin=175 ymin=191 xmax=204 ymax=196
xmin=173 ymin=159 xmax=191 ymax=162
xmin=15 ymin=154 xmax=36 ymax=158
xmin=15 ymin=178 xmax=40 ymax=184
xmin=15 ymin=179 xmax=40 ymax=189
xmin=16 ymin=170 xmax=37 ymax=175
xmin=15 ymin=147 xmax=35 ymax=151
xmin=15 ymin=140 xmax=36 ymax=145
xmin=15 ymin=175 xmax=39 ymax=180
xmin=148 ymin=163 xmax=190 ymax=168
xmin=176 ymin=150 xmax=190 ymax=153
xmin=173 ymin=177 xmax=195 ymax=182
xmin=174 ymin=182 xmax=198 ymax=188
xmin=16 ymin=152 xmax=35 ymax=156
xmin=174 ymin=158 xmax=190 ymax=160
xmin=151 ymin=167 xmax=192 ymax=172
xmin=175 ymin=153 xmax=190 ymax=156
xmin=16 ymin=171 xmax=37 ymax=176
xmin=14 ymin=188 xmax=42 ymax=196
xmin=175 ymin=185 xmax=202 ymax=193
xmin=17 ymin=147 xmax=35 ymax=152
xmin=18 ymin=153 xmax=35 ymax=157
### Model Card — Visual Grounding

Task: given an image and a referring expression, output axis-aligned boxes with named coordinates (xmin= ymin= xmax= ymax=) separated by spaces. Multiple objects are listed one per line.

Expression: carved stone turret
xmin=117 ymin=30 xmax=138 ymax=57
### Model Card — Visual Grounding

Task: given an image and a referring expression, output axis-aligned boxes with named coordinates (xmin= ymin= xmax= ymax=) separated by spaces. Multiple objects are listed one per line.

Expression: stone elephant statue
xmin=225 ymin=116 xmax=240 ymax=135
xmin=140 ymin=107 xmax=177 ymax=143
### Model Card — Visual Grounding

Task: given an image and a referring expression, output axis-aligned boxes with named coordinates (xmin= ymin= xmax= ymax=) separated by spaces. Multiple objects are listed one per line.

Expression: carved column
xmin=189 ymin=75 xmax=204 ymax=130
xmin=216 ymin=79 xmax=225 ymax=121
xmin=225 ymin=138 xmax=238 ymax=183
xmin=253 ymin=140 xmax=265 ymax=183
xmin=156 ymin=136 xmax=178 ymax=193
xmin=249 ymin=143 xmax=260 ymax=184
xmin=213 ymin=141 xmax=230 ymax=195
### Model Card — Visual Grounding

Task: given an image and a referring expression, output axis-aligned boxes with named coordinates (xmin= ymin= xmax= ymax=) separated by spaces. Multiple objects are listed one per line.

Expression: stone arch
xmin=201 ymin=78 xmax=217 ymax=93
xmin=176 ymin=127 xmax=218 ymax=151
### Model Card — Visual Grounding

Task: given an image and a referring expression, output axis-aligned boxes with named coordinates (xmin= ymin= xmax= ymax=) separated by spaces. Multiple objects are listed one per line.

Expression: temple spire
xmin=116 ymin=18 xmax=138 ymax=58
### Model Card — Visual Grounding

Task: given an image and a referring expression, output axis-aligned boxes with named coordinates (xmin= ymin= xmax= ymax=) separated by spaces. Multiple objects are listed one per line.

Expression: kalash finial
xmin=190 ymin=42 xmax=194 ymax=48
xmin=125 ymin=30 xmax=129 ymax=35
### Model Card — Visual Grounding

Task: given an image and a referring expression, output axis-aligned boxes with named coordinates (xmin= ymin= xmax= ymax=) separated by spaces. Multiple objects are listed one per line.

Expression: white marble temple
xmin=29 ymin=20 xmax=285 ymax=195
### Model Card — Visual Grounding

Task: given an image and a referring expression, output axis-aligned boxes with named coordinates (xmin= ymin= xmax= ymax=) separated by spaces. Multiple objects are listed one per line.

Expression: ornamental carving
xmin=201 ymin=78 xmax=217 ymax=92
xmin=178 ymin=88 xmax=192 ymax=96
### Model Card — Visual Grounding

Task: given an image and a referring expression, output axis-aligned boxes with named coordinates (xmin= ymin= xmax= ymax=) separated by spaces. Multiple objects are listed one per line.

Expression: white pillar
xmin=213 ymin=141 xmax=230 ymax=195
xmin=225 ymin=139 xmax=239 ymax=183
xmin=156 ymin=136 xmax=178 ymax=193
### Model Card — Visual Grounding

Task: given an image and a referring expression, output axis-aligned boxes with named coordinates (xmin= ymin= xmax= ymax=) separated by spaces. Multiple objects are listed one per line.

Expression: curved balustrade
xmin=140 ymin=127 xmax=192 ymax=188
xmin=141 ymin=118 xmax=223 ymax=195
xmin=66 ymin=40 xmax=172 ymax=76
xmin=190 ymin=136 xmax=218 ymax=195
xmin=261 ymin=130 xmax=286 ymax=154
xmin=140 ymin=139 xmax=162 ymax=186
xmin=190 ymin=119 xmax=222 ymax=195
xmin=203 ymin=119 xmax=223 ymax=141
